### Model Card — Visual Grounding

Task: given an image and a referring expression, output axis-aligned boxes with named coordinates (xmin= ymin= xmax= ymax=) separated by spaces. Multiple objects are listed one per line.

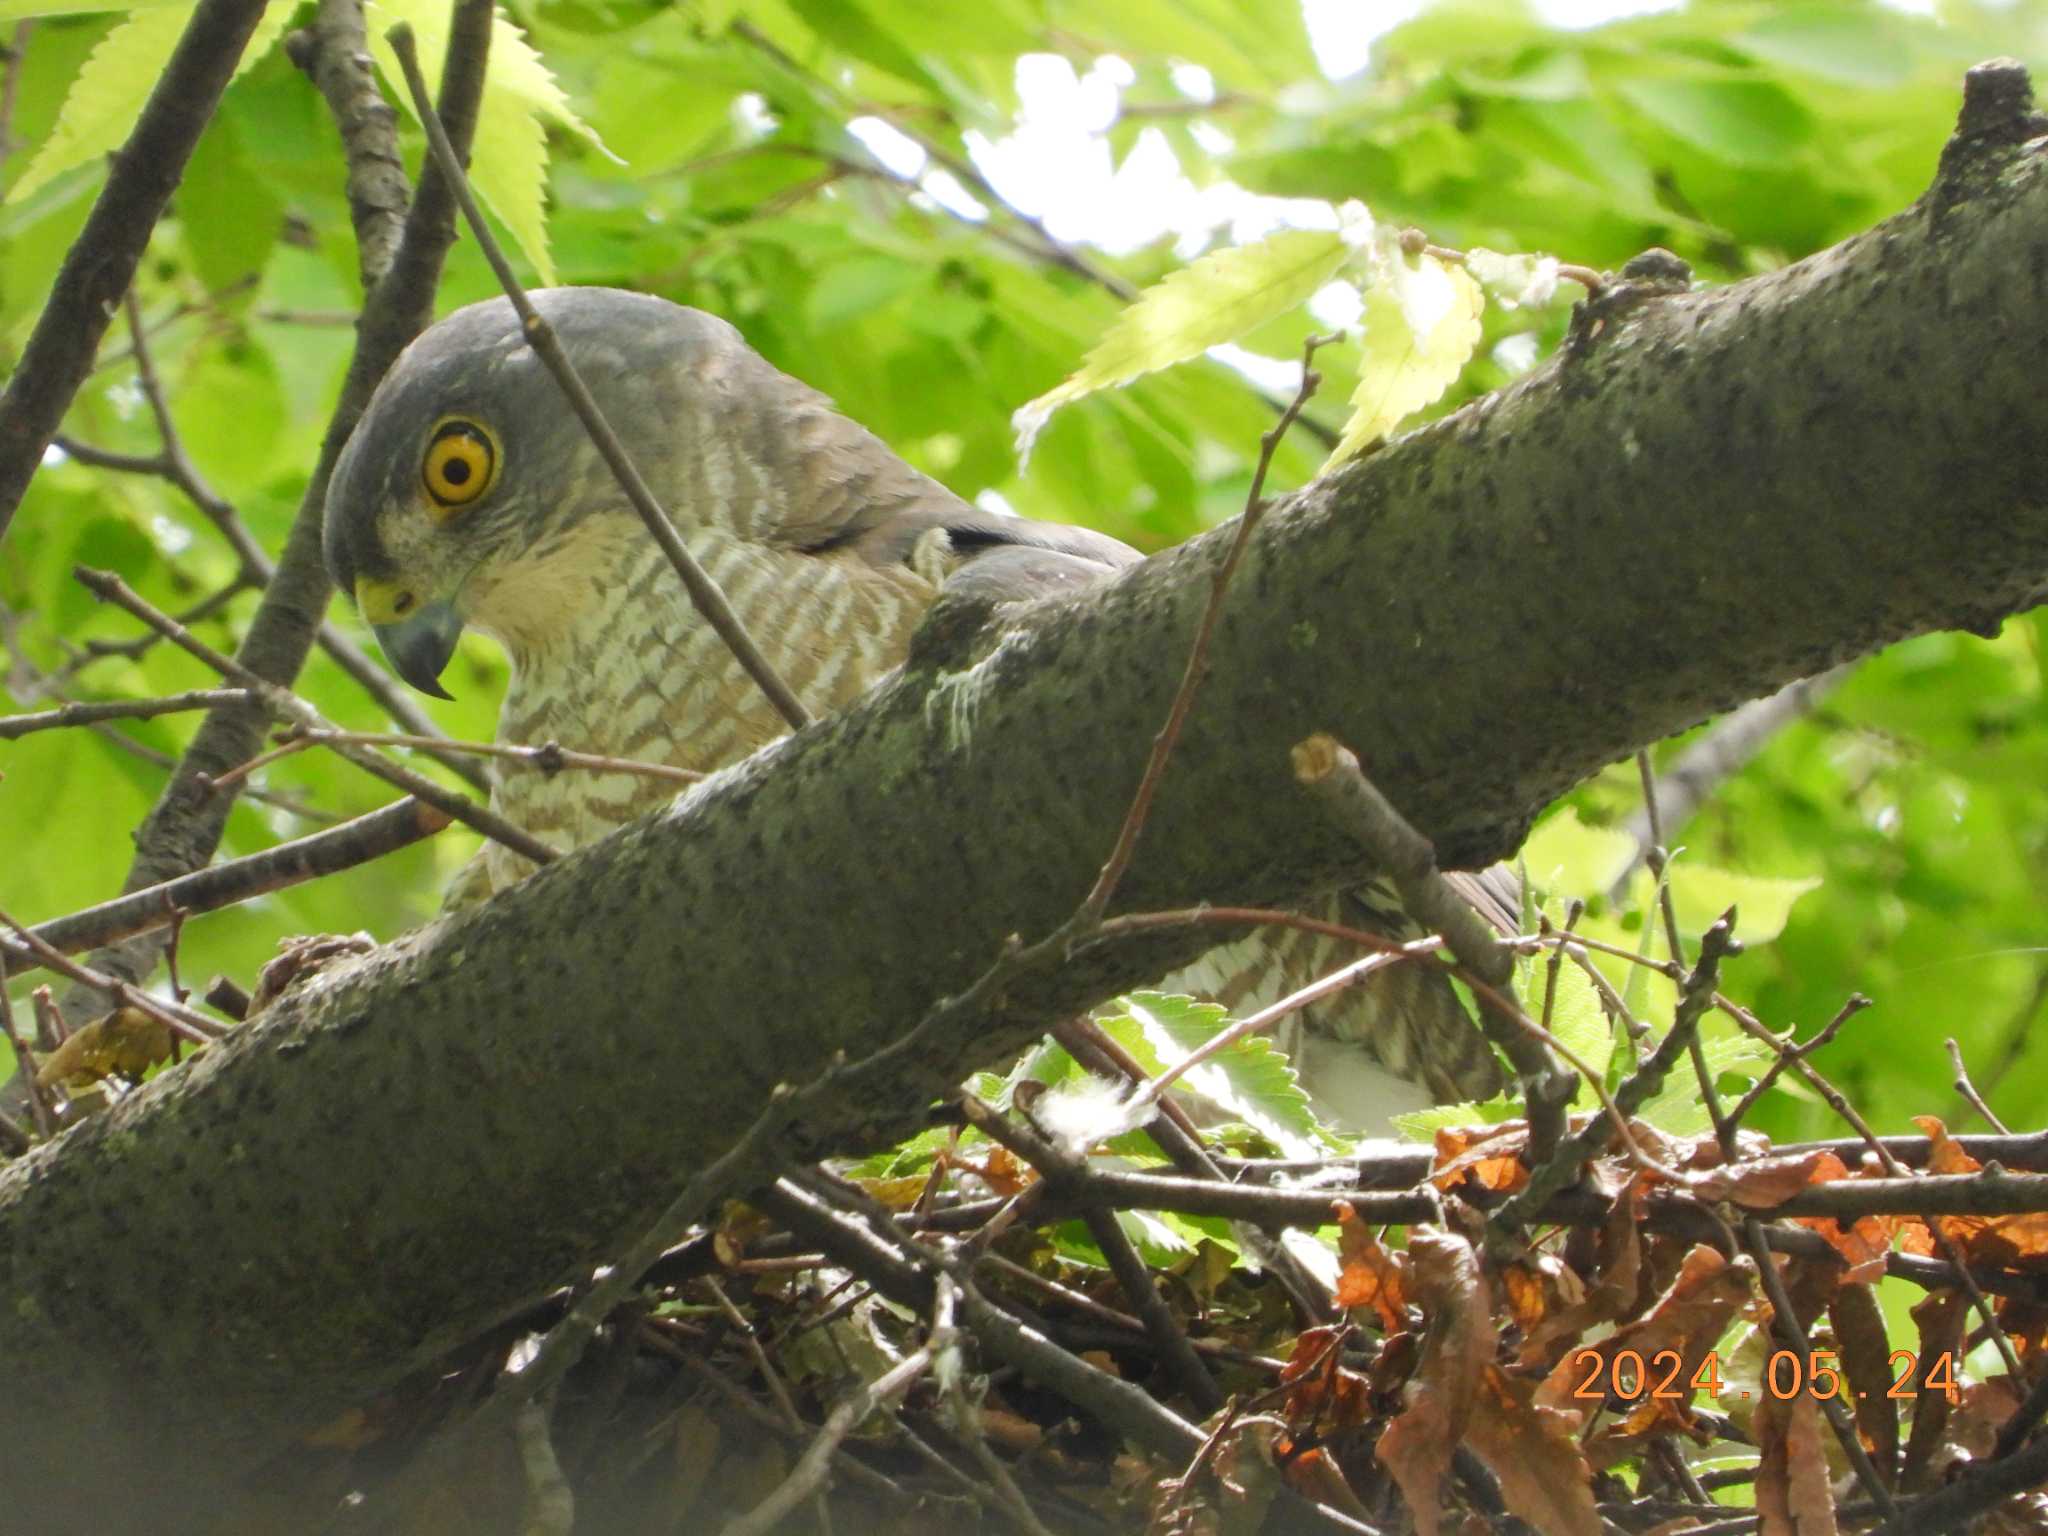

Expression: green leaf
xmin=1321 ymin=241 xmax=1483 ymax=469
xmin=1013 ymin=224 xmax=1348 ymax=457
xmin=0 ymin=0 xmax=184 ymax=19
xmin=370 ymin=0 xmax=612 ymax=286
xmin=1521 ymin=806 xmax=1639 ymax=899
xmin=7 ymin=0 xmax=295 ymax=205
xmin=1651 ymin=863 xmax=1824 ymax=947
xmin=785 ymin=0 xmax=942 ymax=96
xmin=177 ymin=110 xmax=281 ymax=293
xmin=1636 ymin=1028 xmax=1776 ymax=1136
xmin=1612 ymin=75 xmax=1817 ymax=169
xmin=1736 ymin=6 xmax=1917 ymax=90
xmin=1099 ymin=991 xmax=1334 ymax=1157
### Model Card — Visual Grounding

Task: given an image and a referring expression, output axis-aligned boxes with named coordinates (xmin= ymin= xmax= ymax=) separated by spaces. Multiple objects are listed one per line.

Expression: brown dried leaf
xmin=1463 ymin=1364 xmax=1598 ymax=1536
xmin=1790 ymin=1152 xmax=1895 ymax=1285
xmin=1520 ymin=1189 xmax=1645 ymax=1370
xmin=1899 ymin=1118 xmax=2048 ymax=1269
xmin=1755 ymin=1388 xmax=1838 ymax=1536
xmin=1376 ymin=1235 xmax=1492 ymax=1536
xmin=1431 ymin=1122 xmax=1529 ymax=1194
xmin=1536 ymin=1245 xmax=1750 ymax=1416
xmin=1279 ymin=1325 xmax=1368 ymax=1431
xmin=1688 ymin=1150 xmax=1840 ymax=1209
xmin=1829 ymin=1282 xmax=1899 ymax=1484
xmin=1917 ymin=1116 xmax=1981 ymax=1174
xmin=1333 ymin=1201 xmax=1409 ymax=1330
xmin=1900 ymin=1289 xmax=1969 ymax=1490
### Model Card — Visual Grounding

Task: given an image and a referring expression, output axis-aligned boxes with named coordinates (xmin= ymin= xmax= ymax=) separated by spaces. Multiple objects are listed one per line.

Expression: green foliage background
xmin=4 ymin=0 xmax=2047 ymax=1145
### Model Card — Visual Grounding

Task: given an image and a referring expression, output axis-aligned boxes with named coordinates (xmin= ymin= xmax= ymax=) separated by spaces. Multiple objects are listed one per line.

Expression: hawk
xmin=324 ymin=287 xmax=1506 ymax=1126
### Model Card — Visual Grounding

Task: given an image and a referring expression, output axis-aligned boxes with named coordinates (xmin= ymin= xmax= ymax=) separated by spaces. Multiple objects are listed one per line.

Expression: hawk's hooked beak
xmin=357 ymin=577 xmax=462 ymax=700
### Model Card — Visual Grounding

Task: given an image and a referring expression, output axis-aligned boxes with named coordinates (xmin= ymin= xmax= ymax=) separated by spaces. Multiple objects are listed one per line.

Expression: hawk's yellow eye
xmin=421 ymin=419 xmax=497 ymax=512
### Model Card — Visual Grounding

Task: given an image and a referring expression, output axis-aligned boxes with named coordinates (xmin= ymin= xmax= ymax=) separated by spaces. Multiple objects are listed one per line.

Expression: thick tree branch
xmin=2 ymin=85 xmax=2047 ymax=1533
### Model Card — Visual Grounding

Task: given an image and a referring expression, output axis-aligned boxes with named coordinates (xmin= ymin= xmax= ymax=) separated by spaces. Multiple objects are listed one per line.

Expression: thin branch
xmin=388 ymin=22 xmax=813 ymax=734
xmin=77 ymin=567 xmax=557 ymax=866
xmin=0 ymin=21 xmax=31 ymax=173
xmin=0 ymin=689 xmax=254 ymax=740
xmin=0 ymin=0 xmax=270 ymax=537
xmin=513 ymin=1396 xmax=574 ymax=1536
xmin=0 ymin=905 xmax=223 ymax=1045
xmin=1611 ymin=666 xmax=1851 ymax=896
xmin=0 ymin=798 xmax=451 ymax=979
xmin=1076 ymin=331 xmax=1335 ymax=927
xmin=206 ymin=727 xmax=704 ymax=793
xmin=1741 ymin=1211 xmax=1898 ymax=1517
xmin=720 ymin=1344 xmax=934 ymax=1536
xmin=1946 ymin=1036 xmax=2012 ymax=1135
xmin=0 ymin=983 xmax=54 ymax=1138
xmin=1724 ymin=994 xmax=1870 ymax=1127
xmin=955 ymin=1095 xmax=1221 ymax=1414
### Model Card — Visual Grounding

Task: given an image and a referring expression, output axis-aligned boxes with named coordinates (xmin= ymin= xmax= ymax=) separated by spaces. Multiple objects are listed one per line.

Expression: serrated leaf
xmin=1637 ymin=1029 xmax=1776 ymax=1136
xmin=0 ymin=0 xmax=183 ymax=22
xmin=1322 ymin=243 xmax=1483 ymax=469
xmin=1051 ymin=1209 xmax=1196 ymax=1269
xmin=369 ymin=0 xmax=611 ymax=286
xmin=1391 ymin=1095 xmax=1520 ymax=1140
xmin=8 ymin=1 xmax=294 ymax=206
xmin=1100 ymin=991 xmax=1335 ymax=1157
xmin=1536 ymin=943 xmax=1613 ymax=1088
xmin=1013 ymin=225 xmax=1347 ymax=458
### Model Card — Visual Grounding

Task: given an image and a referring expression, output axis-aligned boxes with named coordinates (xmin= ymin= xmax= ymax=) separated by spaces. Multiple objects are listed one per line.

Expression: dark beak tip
xmin=372 ymin=602 xmax=464 ymax=701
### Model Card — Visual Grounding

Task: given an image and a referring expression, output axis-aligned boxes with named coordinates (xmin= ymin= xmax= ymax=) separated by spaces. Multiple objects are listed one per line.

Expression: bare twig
xmin=78 ymin=567 xmax=557 ymax=866
xmin=1946 ymin=1037 xmax=2012 ymax=1134
xmin=1 ymin=798 xmax=451 ymax=979
xmin=1724 ymin=994 xmax=1870 ymax=1127
xmin=719 ymin=1344 xmax=934 ymax=1536
xmin=955 ymin=1095 xmax=1221 ymax=1413
xmin=0 ymin=906 xmax=222 ymax=1046
xmin=388 ymin=22 xmax=812 ymax=735
xmin=207 ymin=727 xmax=704 ymax=793
xmin=1293 ymin=731 xmax=1571 ymax=1159
xmin=1293 ymin=735 xmax=1516 ymax=988
xmin=1077 ymin=332 xmax=1335 ymax=927
xmin=1493 ymin=911 xmax=1739 ymax=1230
xmin=0 ymin=688 xmax=254 ymax=740
xmin=513 ymin=1396 xmax=574 ymax=1536
xmin=1611 ymin=668 xmax=1851 ymax=896
xmin=1741 ymin=1212 xmax=1898 ymax=1517
xmin=0 ymin=984 xmax=54 ymax=1138
xmin=0 ymin=21 xmax=32 ymax=172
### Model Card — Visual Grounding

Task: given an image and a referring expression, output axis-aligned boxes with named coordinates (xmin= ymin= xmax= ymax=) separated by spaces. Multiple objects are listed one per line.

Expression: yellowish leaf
xmin=1013 ymin=225 xmax=1349 ymax=458
xmin=9 ymin=0 xmax=294 ymax=205
xmin=370 ymin=0 xmax=611 ymax=287
xmin=1322 ymin=243 xmax=1483 ymax=469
